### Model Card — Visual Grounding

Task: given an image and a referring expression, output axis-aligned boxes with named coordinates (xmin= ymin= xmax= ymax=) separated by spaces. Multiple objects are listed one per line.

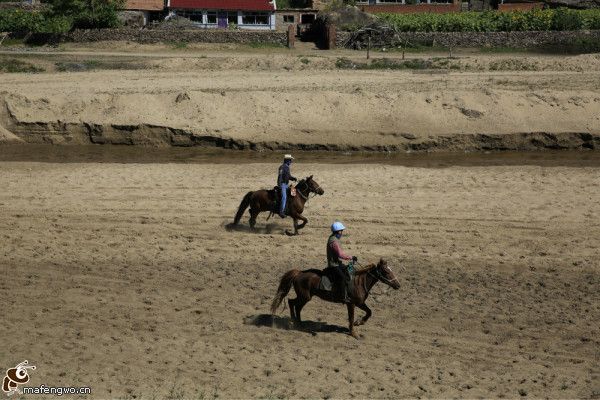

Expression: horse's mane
xmin=355 ymin=263 xmax=379 ymax=275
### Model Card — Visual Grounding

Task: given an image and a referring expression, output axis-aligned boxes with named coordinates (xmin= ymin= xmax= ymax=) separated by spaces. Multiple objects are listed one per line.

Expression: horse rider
xmin=327 ymin=221 xmax=359 ymax=303
xmin=277 ymin=154 xmax=297 ymax=218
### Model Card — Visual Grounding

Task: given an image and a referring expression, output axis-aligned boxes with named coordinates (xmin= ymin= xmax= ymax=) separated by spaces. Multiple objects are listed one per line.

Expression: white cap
xmin=284 ymin=154 xmax=294 ymax=160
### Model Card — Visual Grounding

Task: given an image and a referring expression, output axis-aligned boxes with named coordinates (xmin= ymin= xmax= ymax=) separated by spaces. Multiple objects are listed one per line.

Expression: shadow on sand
xmin=244 ymin=314 xmax=348 ymax=336
xmin=224 ymin=222 xmax=283 ymax=235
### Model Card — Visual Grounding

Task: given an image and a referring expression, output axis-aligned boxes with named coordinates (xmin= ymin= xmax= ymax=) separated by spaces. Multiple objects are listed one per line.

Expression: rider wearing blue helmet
xmin=327 ymin=221 xmax=359 ymax=303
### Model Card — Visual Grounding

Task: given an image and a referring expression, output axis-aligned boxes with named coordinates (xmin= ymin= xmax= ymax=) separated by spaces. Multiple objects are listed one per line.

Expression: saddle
xmin=318 ymin=267 xmax=348 ymax=292
xmin=269 ymin=185 xmax=296 ymax=215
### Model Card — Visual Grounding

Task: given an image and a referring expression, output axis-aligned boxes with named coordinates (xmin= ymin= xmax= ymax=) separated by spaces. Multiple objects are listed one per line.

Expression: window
xmin=228 ymin=12 xmax=238 ymax=24
xmin=283 ymin=15 xmax=295 ymax=23
xmin=175 ymin=10 xmax=203 ymax=22
xmin=300 ymin=14 xmax=315 ymax=24
xmin=206 ymin=11 xmax=217 ymax=24
xmin=242 ymin=12 xmax=269 ymax=25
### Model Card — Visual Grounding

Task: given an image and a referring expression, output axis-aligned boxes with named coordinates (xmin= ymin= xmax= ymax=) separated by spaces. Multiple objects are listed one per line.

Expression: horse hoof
xmin=350 ymin=331 xmax=360 ymax=339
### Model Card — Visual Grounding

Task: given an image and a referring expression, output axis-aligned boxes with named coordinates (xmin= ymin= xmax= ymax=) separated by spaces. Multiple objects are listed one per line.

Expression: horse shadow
xmin=243 ymin=314 xmax=349 ymax=336
xmin=224 ymin=222 xmax=283 ymax=235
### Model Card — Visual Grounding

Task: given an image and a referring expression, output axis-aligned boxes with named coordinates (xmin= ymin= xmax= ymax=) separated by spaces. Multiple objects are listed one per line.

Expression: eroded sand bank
xmin=1 ymin=49 xmax=600 ymax=150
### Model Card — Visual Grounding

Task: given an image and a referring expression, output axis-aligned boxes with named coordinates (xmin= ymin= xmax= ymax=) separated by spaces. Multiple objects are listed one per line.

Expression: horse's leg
xmin=347 ymin=303 xmax=359 ymax=339
xmin=288 ymin=298 xmax=297 ymax=321
xmin=249 ymin=208 xmax=259 ymax=229
xmin=285 ymin=218 xmax=298 ymax=236
xmin=354 ymin=303 xmax=372 ymax=326
xmin=292 ymin=281 xmax=312 ymax=324
xmin=295 ymin=297 xmax=308 ymax=323
xmin=296 ymin=215 xmax=308 ymax=230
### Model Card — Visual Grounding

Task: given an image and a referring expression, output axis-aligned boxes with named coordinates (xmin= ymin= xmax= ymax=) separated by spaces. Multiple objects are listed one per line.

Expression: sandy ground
xmin=1 ymin=160 xmax=599 ymax=399
xmin=1 ymin=44 xmax=600 ymax=148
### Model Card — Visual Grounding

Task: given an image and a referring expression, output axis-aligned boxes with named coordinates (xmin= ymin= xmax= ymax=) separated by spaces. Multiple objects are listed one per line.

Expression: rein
xmin=367 ymin=266 xmax=399 ymax=288
xmin=295 ymin=179 xmax=322 ymax=201
xmin=296 ymin=181 xmax=309 ymax=200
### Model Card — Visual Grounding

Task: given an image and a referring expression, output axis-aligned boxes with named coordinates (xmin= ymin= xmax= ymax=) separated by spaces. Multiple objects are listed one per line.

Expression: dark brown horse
xmin=233 ymin=176 xmax=324 ymax=236
xmin=270 ymin=258 xmax=400 ymax=338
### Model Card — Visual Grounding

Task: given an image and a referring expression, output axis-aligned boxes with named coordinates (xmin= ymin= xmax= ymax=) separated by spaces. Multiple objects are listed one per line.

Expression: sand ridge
xmin=1 ymin=48 xmax=600 ymax=149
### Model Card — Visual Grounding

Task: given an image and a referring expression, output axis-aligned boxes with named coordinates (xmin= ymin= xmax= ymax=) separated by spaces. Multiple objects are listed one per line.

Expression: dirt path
xmin=1 ymin=161 xmax=598 ymax=398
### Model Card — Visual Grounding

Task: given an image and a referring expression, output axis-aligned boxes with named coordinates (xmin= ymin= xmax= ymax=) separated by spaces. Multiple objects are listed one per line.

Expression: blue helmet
xmin=331 ymin=221 xmax=346 ymax=233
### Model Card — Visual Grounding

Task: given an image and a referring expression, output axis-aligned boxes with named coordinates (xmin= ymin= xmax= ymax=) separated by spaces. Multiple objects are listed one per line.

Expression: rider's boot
xmin=279 ymin=197 xmax=285 ymax=218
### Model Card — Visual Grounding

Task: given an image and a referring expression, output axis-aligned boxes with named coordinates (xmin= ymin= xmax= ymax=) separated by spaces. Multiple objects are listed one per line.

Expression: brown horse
xmin=270 ymin=258 xmax=400 ymax=338
xmin=233 ymin=176 xmax=324 ymax=236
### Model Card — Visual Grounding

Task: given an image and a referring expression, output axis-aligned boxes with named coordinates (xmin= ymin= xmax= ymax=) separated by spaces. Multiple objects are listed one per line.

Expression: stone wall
xmin=27 ymin=28 xmax=288 ymax=45
xmin=337 ymin=29 xmax=600 ymax=48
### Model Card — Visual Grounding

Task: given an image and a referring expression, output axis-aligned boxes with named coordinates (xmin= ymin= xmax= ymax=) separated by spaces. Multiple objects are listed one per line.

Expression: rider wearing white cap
xmin=327 ymin=221 xmax=359 ymax=303
xmin=277 ymin=154 xmax=297 ymax=218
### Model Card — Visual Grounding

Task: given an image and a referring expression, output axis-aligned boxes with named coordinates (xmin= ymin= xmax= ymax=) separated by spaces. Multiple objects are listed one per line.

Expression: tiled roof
xmin=169 ymin=0 xmax=275 ymax=10
xmin=126 ymin=0 xmax=164 ymax=11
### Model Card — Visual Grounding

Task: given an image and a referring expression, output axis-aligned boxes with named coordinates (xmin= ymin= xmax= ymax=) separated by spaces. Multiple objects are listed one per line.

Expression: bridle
xmin=368 ymin=264 xmax=400 ymax=287
xmin=295 ymin=179 xmax=322 ymax=201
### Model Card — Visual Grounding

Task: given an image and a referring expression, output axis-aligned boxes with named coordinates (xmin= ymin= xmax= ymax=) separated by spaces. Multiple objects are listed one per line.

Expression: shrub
xmin=551 ymin=8 xmax=583 ymax=31
xmin=0 ymin=9 xmax=46 ymax=32
xmin=0 ymin=0 xmax=123 ymax=33
xmin=0 ymin=57 xmax=45 ymax=73
xmin=48 ymin=0 xmax=123 ymax=29
xmin=376 ymin=9 xmax=600 ymax=33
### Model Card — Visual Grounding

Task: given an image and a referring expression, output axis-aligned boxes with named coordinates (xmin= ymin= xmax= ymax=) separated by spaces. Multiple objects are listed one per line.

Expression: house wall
xmin=275 ymin=9 xmax=318 ymax=32
xmin=169 ymin=9 xmax=276 ymax=30
xmin=497 ymin=2 xmax=543 ymax=11
xmin=357 ymin=0 xmax=461 ymax=14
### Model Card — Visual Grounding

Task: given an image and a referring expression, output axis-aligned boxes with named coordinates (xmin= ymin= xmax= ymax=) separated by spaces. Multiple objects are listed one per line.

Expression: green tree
xmin=46 ymin=0 xmax=124 ymax=29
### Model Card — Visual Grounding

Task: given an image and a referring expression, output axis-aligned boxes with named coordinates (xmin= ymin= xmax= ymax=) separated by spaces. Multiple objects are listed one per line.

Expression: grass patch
xmin=336 ymin=57 xmax=432 ymax=70
xmin=335 ymin=56 xmax=465 ymax=71
xmin=0 ymin=57 xmax=44 ymax=73
xmin=489 ymin=59 xmax=539 ymax=71
xmin=168 ymin=40 xmax=188 ymax=49
xmin=0 ymin=37 xmax=26 ymax=47
xmin=479 ymin=46 xmax=530 ymax=54
xmin=55 ymin=59 xmax=148 ymax=72
xmin=383 ymin=44 xmax=450 ymax=53
xmin=535 ymin=38 xmax=600 ymax=54
xmin=299 ymin=57 xmax=310 ymax=64
xmin=247 ymin=41 xmax=285 ymax=49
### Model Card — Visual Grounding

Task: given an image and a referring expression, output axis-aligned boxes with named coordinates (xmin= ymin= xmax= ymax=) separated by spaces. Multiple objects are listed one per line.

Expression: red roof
xmin=169 ymin=0 xmax=275 ymax=10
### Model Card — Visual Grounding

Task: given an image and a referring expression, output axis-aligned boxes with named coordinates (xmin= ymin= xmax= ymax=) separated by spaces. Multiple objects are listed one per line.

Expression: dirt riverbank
xmin=1 ymin=44 xmax=600 ymax=151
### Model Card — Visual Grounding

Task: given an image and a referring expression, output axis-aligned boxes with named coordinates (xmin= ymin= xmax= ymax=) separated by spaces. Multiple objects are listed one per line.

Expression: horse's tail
xmin=233 ymin=191 xmax=253 ymax=225
xmin=271 ymin=269 xmax=300 ymax=315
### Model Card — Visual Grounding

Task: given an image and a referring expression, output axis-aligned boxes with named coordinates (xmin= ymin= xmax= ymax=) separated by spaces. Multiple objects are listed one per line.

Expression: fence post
xmin=326 ymin=23 xmax=337 ymax=50
xmin=287 ymin=24 xmax=295 ymax=49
